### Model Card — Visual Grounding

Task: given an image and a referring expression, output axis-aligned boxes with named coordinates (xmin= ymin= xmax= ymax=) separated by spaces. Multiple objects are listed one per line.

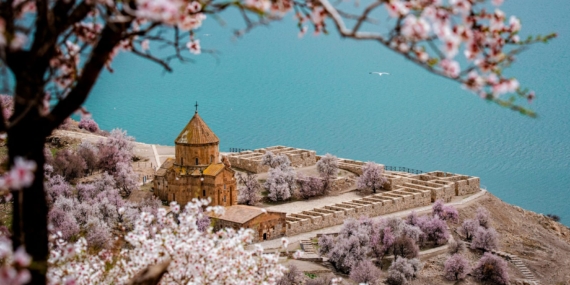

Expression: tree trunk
xmin=9 ymin=119 xmax=49 ymax=284
xmin=9 ymin=70 xmax=51 ymax=284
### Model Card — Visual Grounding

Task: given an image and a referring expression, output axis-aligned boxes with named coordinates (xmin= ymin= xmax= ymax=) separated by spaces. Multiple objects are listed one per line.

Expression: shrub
xmin=77 ymin=141 xmax=99 ymax=174
xmin=444 ymin=254 xmax=470 ymax=281
xmin=417 ymin=215 xmax=449 ymax=245
xmin=46 ymin=175 xmax=73 ymax=205
xmin=52 ymin=149 xmax=87 ymax=180
xmin=349 ymin=260 xmax=381 ymax=285
xmin=297 ymin=173 xmax=324 ymax=199
xmin=406 ymin=211 xmax=419 ymax=226
xmin=78 ymin=117 xmax=99 ymax=132
xmin=85 ymin=216 xmax=112 ymax=249
xmin=386 ymin=257 xmax=422 ymax=285
xmin=472 ymin=252 xmax=509 ymax=285
xmin=327 ymin=235 xmax=367 ymax=274
xmin=447 ymin=239 xmax=465 ymax=254
xmin=392 ymin=236 xmax=419 ymax=259
xmin=48 ymin=208 xmax=80 ymax=240
xmin=114 ymin=162 xmax=138 ymax=197
xmin=318 ymin=234 xmax=334 ymax=256
xmin=316 ymin=153 xmax=339 ymax=191
xmin=237 ymin=172 xmax=261 ymax=205
xmin=277 ymin=264 xmax=305 ymax=285
xmin=261 ymin=151 xmax=290 ymax=169
xmin=356 ymin=162 xmax=386 ymax=193
xmin=441 ymin=205 xmax=459 ymax=223
xmin=265 ymin=167 xmax=295 ymax=202
xmin=471 ymin=227 xmax=498 ymax=251
xmin=476 ymin=207 xmax=490 ymax=228
xmin=459 ymin=219 xmax=479 ymax=241
xmin=432 ymin=199 xmax=444 ymax=217
xmin=97 ymin=129 xmax=134 ymax=174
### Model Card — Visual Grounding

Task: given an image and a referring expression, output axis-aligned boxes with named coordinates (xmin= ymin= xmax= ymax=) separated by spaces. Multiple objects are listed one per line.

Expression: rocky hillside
xmin=414 ymin=194 xmax=570 ymax=285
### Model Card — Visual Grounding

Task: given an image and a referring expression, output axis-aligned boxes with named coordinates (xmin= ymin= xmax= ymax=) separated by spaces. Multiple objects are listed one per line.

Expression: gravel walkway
xmin=263 ymin=191 xmax=364 ymax=214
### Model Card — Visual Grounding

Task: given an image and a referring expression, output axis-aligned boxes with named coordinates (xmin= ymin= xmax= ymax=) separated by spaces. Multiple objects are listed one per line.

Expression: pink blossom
xmin=401 ymin=15 xmax=430 ymax=41
xmin=527 ymin=91 xmax=535 ymax=103
xmin=177 ymin=13 xmax=206 ymax=31
xmin=141 ymin=40 xmax=150 ymax=51
xmin=490 ymin=9 xmax=506 ymax=32
xmin=491 ymin=78 xmax=519 ymax=96
xmin=385 ymin=0 xmax=409 ymax=18
xmin=5 ymin=157 xmax=37 ymax=190
xmin=509 ymin=16 xmax=521 ymax=32
xmin=440 ymin=59 xmax=460 ymax=78
xmin=186 ymin=1 xmax=201 ymax=13
xmin=187 ymin=39 xmax=201 ymax=55
xmin=245 ymin=0 xmax=270 ymax=12
xmin=442 ymin=31 xmax=460 ymax=58
xmin=450 ymin=0 xmax=471 ymax=15
xmin=492 ymin=0 xmax=504 ymax=6
xmin=13 ymin=247 xmax=31 ymax=267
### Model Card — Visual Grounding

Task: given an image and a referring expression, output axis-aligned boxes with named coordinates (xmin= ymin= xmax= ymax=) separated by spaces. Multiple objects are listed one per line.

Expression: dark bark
xmin=7 ymin=15 xmax=130 ymax=284
xmin=9 ymin=69 xmax=50 ymax=284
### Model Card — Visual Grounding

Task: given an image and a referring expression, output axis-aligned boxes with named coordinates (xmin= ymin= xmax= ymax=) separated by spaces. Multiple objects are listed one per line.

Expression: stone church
xmin=153 ymin=110 xmax=237 ymax=207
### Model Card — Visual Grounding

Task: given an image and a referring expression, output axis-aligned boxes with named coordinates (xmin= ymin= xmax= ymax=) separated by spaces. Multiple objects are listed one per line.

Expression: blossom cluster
xmin=47 ymin=200 xmax=287 ymax=284
xmin=0 ymin=157 xmax=36 ymax=201
xmin=0 ymin=236 xmax=32 ymax=285
xmin=0 ymin=157 xmax=36 ymax=285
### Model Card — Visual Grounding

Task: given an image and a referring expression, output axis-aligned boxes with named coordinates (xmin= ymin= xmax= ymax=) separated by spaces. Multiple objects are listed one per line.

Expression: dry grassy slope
xmin=411 ymin=194 xmax=570 ymax=285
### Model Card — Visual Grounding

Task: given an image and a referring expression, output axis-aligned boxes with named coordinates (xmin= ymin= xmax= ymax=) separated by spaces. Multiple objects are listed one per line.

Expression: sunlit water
xmin=85 ymin=1 xmax=570 ymax=225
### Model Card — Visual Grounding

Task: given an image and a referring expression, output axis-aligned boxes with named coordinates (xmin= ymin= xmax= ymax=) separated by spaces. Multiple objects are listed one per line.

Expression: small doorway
xmin=263 ymin=233 xmax=267 ymax=240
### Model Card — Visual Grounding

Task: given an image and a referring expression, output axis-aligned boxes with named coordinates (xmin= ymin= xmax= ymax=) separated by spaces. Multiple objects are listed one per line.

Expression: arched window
xmin=203 ymin=189 xmax=206 ymax=197
xmin=195 ymin=158 xmax=199 ymax=165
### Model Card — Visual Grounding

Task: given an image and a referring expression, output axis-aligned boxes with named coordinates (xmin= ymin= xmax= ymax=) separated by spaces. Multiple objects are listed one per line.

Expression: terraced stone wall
xmin=227 ymin=146 xmax=316 ymax=173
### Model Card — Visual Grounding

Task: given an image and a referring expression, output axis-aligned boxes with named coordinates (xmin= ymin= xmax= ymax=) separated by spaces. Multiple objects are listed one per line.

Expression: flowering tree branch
xmin=0 ymin=0 xmax=557 ymax=283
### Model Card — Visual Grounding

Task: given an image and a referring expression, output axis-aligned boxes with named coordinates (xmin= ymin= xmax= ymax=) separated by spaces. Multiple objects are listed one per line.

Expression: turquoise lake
xmin=86 ymin=1 xmax=570 ymax=224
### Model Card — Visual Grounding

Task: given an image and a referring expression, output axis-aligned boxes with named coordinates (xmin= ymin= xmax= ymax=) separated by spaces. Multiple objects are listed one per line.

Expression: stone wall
xmin=284 ymin=170 xmax=481 ymax=236
xmin=328 ymin=177 xmax=356 ymax=193
xmin=285 ymin=187 xmax=432 ymax=236
xmin=319 ymin=157 xmax=376 ymax=176
xmin=227 ymin=146 xmax=317 ymax=173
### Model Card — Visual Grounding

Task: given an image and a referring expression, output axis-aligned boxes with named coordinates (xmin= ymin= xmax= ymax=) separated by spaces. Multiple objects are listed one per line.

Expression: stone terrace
xmin=227 ymin=146 xmax=316 ymax=173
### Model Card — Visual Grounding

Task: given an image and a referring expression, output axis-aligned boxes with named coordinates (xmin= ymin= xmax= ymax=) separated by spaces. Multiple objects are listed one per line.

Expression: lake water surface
xmin=85 ymin=1 xmax=570 ymax=224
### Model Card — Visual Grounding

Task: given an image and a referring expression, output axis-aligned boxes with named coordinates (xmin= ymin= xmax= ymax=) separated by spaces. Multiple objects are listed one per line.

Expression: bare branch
xmin=127 ymin=261 xmax=171 ymax=285
xmin=131 ymin=48 xmax=173 ymax=72
xmin=319 ymin=0 xmax=387 ymax=42
xmin=351 ymin=0 xmax=382 ymax=34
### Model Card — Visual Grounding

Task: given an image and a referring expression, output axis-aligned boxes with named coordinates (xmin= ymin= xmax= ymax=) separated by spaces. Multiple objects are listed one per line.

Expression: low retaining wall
xmin=286 ymin=188 xmax=432 ymax=236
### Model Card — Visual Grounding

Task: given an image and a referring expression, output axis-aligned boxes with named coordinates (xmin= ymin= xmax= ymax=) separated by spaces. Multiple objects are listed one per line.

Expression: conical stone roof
xmin=175 ymin=112 xmax=220 ymax=145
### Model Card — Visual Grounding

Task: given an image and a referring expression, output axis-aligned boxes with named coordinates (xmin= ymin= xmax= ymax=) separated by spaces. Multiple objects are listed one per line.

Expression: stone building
xmin=153 ymin=110 xmax=237 ymax=206
xmin=209 ymin=205 xmax=287 ymax=241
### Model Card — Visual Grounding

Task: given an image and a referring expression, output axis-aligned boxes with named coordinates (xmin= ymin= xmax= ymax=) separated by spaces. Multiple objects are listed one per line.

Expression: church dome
xmin=175 ymin=112 xmax=220 ymax=145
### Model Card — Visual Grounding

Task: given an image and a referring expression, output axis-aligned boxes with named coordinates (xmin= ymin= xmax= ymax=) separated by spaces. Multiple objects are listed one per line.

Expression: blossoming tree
xmin=0 ymin=0 xmax=555 ymax=283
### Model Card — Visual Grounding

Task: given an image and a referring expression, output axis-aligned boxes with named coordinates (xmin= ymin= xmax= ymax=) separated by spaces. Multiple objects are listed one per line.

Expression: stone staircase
xmin=492 ymin=250 xmax=540 ymax=285
xmin=300 ymin=239 xmax=316 ymax=253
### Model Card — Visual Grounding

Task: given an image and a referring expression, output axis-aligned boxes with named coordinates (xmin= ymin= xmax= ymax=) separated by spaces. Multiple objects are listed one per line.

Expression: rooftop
xmin=209 ymin=205 xmax=284 ymax=224
xmin=175 ymin=112 xmax=219 ymax=145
